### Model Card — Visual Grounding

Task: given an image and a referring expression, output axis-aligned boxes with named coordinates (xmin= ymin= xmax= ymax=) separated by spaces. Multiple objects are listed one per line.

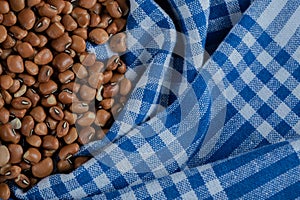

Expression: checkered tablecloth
xmin=13 ymin=0 xmax=300 ymax=199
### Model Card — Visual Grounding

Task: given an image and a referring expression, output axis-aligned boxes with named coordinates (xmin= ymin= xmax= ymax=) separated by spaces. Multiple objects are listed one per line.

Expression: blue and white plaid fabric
xmin=12 ymin=0 xmax=300 ymax=199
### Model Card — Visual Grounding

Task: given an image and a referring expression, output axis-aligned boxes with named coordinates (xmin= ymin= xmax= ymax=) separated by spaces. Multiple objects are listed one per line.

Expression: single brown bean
xmin=34 ymin=17 xmax=51 ymax=32
xmin=78 ymin=126 xmax=95 ymax=144
xmin=79 ymin=84 xmax=96 ymax=101
xmin=79 ymin=0 xmax=96 ymax=9
xmin=61 ymin=82 xmax=81 ymax=93
xmin=13 ymin=84 xmax=26 ymax=97
xmin=18 ymin=74 xmax=36 ymax=87
xmin=30 ymin=106 xmax=46 ymax=123
xmin=74 ymin=157 xmax=90 ymax=169
xmin=89 ymin=61 xmax=105 ymax=73
xmin=0 ymin=183 xmax=10 ymax=200
xmin=70 ymin=101 xmax=89 ymax=113
xmin=23 ymin=148 xmax=41 ymax=164
xmin=46 ymin=22 xmax=65 ymax=39
xmin=34 ymin=122 xmax=48 ymax=136
xmin=63 ymin=127 xmax=78 ymax=144
xmin=106 ymin=55 xmax=120 ymax=71
xmin=9 ymin=26 xmax=28 ymax=40
xmin=9 ymin=118 xmax=22 ymax=130
xmin=88 ymin=72 xmax=103 ymax=89
xmin=48 ymin=0 xmax=65 ymax=14
xmin=23 ymin=32 xmax=41 ymax=47
xmin=1 ymin=35 xmax=15 ymax=49
xmin=14 ymin=174 xmax=30 ymax=189
xmin=38 ymin=65 xmax=53 ymax=83
xmin=79 ymin=52 xmax=96 ymax=66
xmin=21 ymin=116 xmax=35 ymax=137
xmin=110 ymin=32 xmax=126 ymax=53
xmin=73 ymin=27 xmax=88 ymax=40
xmin=120 ymin=78 xmax=132 ymax=96
xmin=9 ymin=0 xmax=25 ymax=12
xmin=9 ymin=108 xmax=26 ymax=119
xmin=89 ymin=28 xmax=109 ymax=44
xmin=72 ymin=7 xmax=90 ymax=28
xmin=53 ymin=53 xmax=74 ymax=72
xmin=27 ymin=0 xmax=41 ymax=7
xmin=98 ymin=13 xmax=112 ymax=29
xmin=62 ymin=14 xmax=77 ymax=31
xmin=61 ymin=1 xmax=73 ymax=14
xmin=0 ymin=25 xmax=7 ymax=43
xmin=106 ymin=0 xmax=122 ymax=18
xmin=0 ymin=145 xmax=10 ymax=167
xmin=71 ymin=35 xmax=86 ymax=53
xmin=116 ymin=0 xmax=129 ymax=16
xmin=2 ymin=11 xmax=17 ymax=26
xmin=64 ymin=48 xmax=76 ymax=58
xmin=95 ymin=109 xmax=111 ymax=126
xmin=24 ymin=61 xmax=39 ymax=76
xmin=11 ymin=97 xmax=32 ymax=110
xmin=90 ymin=13 xmax=101 ymax=27
xmin=41 ymin=94 xmax=57 ymax=107
xmin=58 ymin=89 xmax=77 ymax=104
xmin=8 ymin=144 xmax=23 ymax=164
xmin=64 ymin=110 xmax=77 ymax=125
xmin=103 ymin=70 xmax=113 ymax=84
xmin=25 ymin=88 xmax=40 ymax=107
xmin=77 ymin=111 xmax=96 ymax=127
xmin=103 ymin=83 xmax=119 ymax=98
xmin=111 ymin=103 xmax=123 ymax=116
xmin=58 ymin=70 xmax=75 ymax=84
xmin=42 ymin=135 xmax=59 ymax=150
xmin=38 ymin=3 xmax=58 ymax=18
xmin=26 ymin=134 xmax=42 ymax=148
xmin=108 ymin=18 xmax=126 ymax=34
xmin=0 ymin=107 xmax=9 ymax=124
xmin=32 ymin=157 xmax=53 ymax=178
xmin=56 ymin=120 xmax=69 ymax=138
xmin=49 ymin=106 xmax=64 ymax=121
xmin=0 ymin=1 xmax=9 ymax=14
xmin=43 ymin=149 xmax=55 ymax=157
xmin=72 ymin=63 xmax=88 ymax=79
xmin=16 ymin=42 xmax=34 ymax=58
xmin=37 ymin=34 xmax=48 ymax=48
xmin=89 ymin=3 xmax=101 ymax=14
xmin=0 ymin=124 xmax=21 ymax=143
xmin=58 ymin=143 xmax=80 ymax=160
xmin=57 ymin=159 xmax=73 ymax=172
xmin=18 ymin=8 xmax=36 ymax=30
xmin=51 ymin=32 xmax=72 ymax=52
xmin=110 ymin=73 xmax=124 ymax=83
xmin=2 ymin=90 xmax=12 ymax=104
xmin=1 ymin=165 xmax=21 ymax=180
xmin=100 ymin=98 xmax=115 ymax=110
xmin=7 ymin=55 xmax=24 ymax=73
xmin=39 ymin=80 xmax=58 ymax=95
xmin=0 ymin=75 xmax=13 ymax=90
xmin=34 ymin=48 xmax=53 ymax=65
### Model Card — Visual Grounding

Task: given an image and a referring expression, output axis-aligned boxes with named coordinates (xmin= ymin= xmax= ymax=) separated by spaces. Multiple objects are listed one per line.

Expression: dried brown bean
xmin=79 ymin=52 xmax=96 ymax=66
xmin=38 ymin=3 xmax=58 ymax=18
xmin=9 ymin=0 xmax=25 ymax=12
xmin=79 ymin=84 xmax=96 ymax=101
xmin=64 ymin=110 xmax=77 ymax=125
xmin=89 ymin=61 xmax=105 ymax=73
xmin=63 ymin=127 xmax=78 ymax=144
xmin=0 ymin=25 xmax=7 ymax=43
xmin=9 ymin=108 xmax=26 ymax=119
xmin=26 ymin=135 xmax=42 ymax=148
xmin=18 ymin=74 xmax=36 ymax=87
xmin=51 ymin=32 xmax=72 ymax=52
xmin=110 ymin=73 xmax=124 ymax=83
xmin=2 ymin=90 xmax=12 ymax=104
xmin=2 ymin=35 xmax=16 ymax=49
xmin=79 ymin=0 xmax=96 ymax=9
xmin=57 ymin=159 xmax=73 ymax=172
xmin=98 ymin=13 xmax=112 ymax=29
xmin=0 ymin=124 xmax=21 ymax=143
xmin=58 ymin=89 xmax=77 ymax=104
xmin=103 ymin=70 xmax=113 ymax=84
xmin=37 ymin=34 xmax=48 ymax=47
xmin=106 ymin=0 xmax=122 ymax=18
xmin=13 ymin=84 xmax=26 ymax=97
xmin=109 ymin=32 xmax=127 ymax=53
xmin=0 ymin=183 xmax=10 ymax=200
xmin=56 ymin=120 xmax=69 ymax=137
xmin=116 ymin=0 xmax=129 ymax=16
xmin=27 ymin=0 xmax=41 ymax=7
xmin=100 ymin=98 xmax=114 ymax=110
xmin=38 ymin=65 xmax=53 ymax=82
xmin=95 ymin=109 xmax=111 ymax=126
xmin=72 ymin=63 xmax=88 ymax=79
xmin=25 ymin=88 xmax=40 ymax=107
xmin=73 ymin=27 xmax=88 ymax=40
xmin=42 ymin=135 xmax=59 ymax=150
xmin=90 ymin=13 xmax=101 ymax=27
xmin=120 ymin=78 xmax=132 ymax=96
xmin=88 ymin=72 xmax=103 ymax=88
xmin=15 ymin=174 xmax=30 ymax=189
xmin=34 ymin=122 xmax=48 ymax=136
xmin=103 ymin=83 xmax=119 ymax=98
xmin=49 ymin=106 xmax=64 ymax=121
xmin=77 ymin=111 xmax=96 ymax=127
xmin=21 ymin=116 xmax=35 ymax=137
xmin=72 ymin=7 xmax=90 ymax=28
xmin=61 ymin=1 xmax=73 ymax=14
xmin=41 ymin=94 xmax=57 ymax=107
xmin=58 ymin=143 xmax=80 ymax=160
xmin=78 ymin=126 xmax=95 ymax=144
xmin=58 ymin=70 xmax=75 ymax=84
xmin=34 ymin=48 xmax=53 ymax=65
xmin=32 ymin=157 xmax=53 ymax=178
xmin=8 ymin=144 xmax=23 ymax=164
xmin=0 ymin=145 xmax=10 ymax=167
xmin=24 ymin=61 xmax=39 ymax=76
xmin=48 ymin=0 xmax=65 ymax=14
xmin=30 ymin=106 xmax=46 ymax=123
xmin=0 ymin=1 xmax=9 ymax=14
xmin=34 ymin=17 xmax=51 ymax=32
xmin=0 ymin=107 xmax=9 ymax=124
xmin=18 ymin=8 xmax=36 ymax=30
xmin=52 ymin=53 xmax=74 ymax=72
xmin=2 ymin=11 xmax=17 ymax=26
xmin=46 ymin=22 xmax=65 ymax=39
xmin=0 ymin=75 xmax=13 ymax=90
xmin=71 ymin=35 xmax=86 ymax=53
xmin=23 ymin=32 xmax=41 ymax=47
xmin=11 ymin=97 xmax=32 ymax=110
xmin=61 ymin=82 xmax=81 ymax=93
xmin=70 ymin=101 xmax=89 ymax=113
xmin=7 ymin=55 xmax=24 ymax=73
xmin=16 ymin=42 xmax=34 ymax=58
xmin=9 ymin=26 xmax=28 ymax=40
xmin=62 ymin=14 xmax=77 ymax=31
xmin=39 ymin=80 xmax=58 ymax=95
xmin=89 ymin=3 xmax=102 ymax=14
xmin=89 ymin=28 xmax=109 ymax=44
xmin=23 ymin=148 xmax=41 ymax=164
